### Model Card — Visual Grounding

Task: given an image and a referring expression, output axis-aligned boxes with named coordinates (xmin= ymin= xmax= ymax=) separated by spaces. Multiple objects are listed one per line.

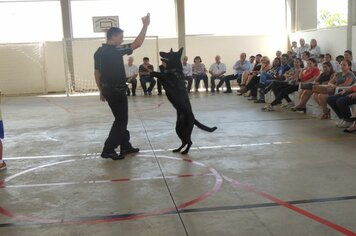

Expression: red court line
xmin=0 ymin=155 xmax=223 ymax=225
xmin=223 ymin=176 xmax=356 ymax=236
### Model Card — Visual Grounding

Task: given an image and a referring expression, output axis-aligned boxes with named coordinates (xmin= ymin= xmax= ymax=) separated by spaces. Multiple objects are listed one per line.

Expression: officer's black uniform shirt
xmin=94 ymin=43 xmax=133 ymax=85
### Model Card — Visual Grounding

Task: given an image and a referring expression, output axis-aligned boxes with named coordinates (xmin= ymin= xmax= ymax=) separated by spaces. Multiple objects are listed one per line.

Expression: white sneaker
xmin=337 ymin=120 xmax=352 ymax=128
xmin=336 ymin=119 xmax=343 ymax=126
xmin=261 ymin=104 xmax=274 ymax=111
xmin=281 ymin=102 xmax=294 ymax=109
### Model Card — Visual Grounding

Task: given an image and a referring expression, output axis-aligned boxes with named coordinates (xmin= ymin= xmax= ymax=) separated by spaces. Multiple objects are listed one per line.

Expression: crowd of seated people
xmin=124 ymin=38 xmax=356 ymax=132
xmin=236 ymin=39 xmax=356 ymax=133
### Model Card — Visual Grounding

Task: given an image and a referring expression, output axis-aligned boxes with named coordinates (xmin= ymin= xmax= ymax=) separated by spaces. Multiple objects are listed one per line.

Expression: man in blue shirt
xmin=223 ymin=53 xmax=251 ymax=93
xmin=94 ymin=14 xmax=150 ymax=160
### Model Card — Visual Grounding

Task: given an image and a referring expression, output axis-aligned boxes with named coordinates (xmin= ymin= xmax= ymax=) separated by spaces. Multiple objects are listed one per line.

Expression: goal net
xmin=63 ymin=36 xmax=160 ymax=95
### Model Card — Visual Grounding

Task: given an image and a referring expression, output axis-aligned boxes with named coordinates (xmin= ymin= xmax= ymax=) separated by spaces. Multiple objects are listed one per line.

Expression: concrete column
xmin=175 ymin=0 xmax=186 ymax=56
xmin=286 ymin=0 xmax=296 ymax=33
xmin=60 ymin=0 xmax=76 ymax=93
xmin=295 ymin=0 xmax=317 ymax=31
xmin=347 ymin=0 xmax=355 ymax=50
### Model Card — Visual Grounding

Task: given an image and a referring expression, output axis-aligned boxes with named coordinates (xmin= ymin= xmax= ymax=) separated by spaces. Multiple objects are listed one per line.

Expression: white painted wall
xmin=353 ymin=26 xmax=356 ymax=53
xmin=295 ymin=0 xmax=317 ymax=31
xmin=0 ymin=43 xmax=45 ymax=94
xmin=0 ymin=35 xmax=288 ymax=95
xmin=185 ymin=35 xmax=287 ymax=74
xmin=289 ymin=26 xmax=348 ymax=58
xmin=44 ymin=42 xmax=66 ymax=92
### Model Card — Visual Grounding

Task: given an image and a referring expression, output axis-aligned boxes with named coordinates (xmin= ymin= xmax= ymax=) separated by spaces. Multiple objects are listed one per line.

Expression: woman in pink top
xmin=192 ymin=56 xmax=209 ymax=92
xmin=291 ymin=58 xmax=320 ymax=112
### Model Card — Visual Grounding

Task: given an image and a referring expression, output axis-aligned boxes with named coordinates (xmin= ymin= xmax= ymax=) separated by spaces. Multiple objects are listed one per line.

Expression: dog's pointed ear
xmin=178 ymin=47 xmax=184 ymax=56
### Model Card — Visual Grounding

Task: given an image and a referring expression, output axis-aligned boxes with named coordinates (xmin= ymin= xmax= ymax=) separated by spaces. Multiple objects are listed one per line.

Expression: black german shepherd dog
xmin=151 ymin=48 xmax=217 ymax=154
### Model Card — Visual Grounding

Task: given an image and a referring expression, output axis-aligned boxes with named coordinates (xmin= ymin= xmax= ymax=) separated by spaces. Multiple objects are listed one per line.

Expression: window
xmin=0 ymin=1 xmax=63 ymax=43
xmin=317 ymin=0 xmax=347 ymax=28
xmin=70 ymin=0 xmax=176 ymax=38
xmin=185 ymin=0 xmax=286 ymax=35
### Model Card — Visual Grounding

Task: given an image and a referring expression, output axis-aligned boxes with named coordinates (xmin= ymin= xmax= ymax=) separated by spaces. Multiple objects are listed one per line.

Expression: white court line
xmin=4 ymin=141 xmax=294 ymax=161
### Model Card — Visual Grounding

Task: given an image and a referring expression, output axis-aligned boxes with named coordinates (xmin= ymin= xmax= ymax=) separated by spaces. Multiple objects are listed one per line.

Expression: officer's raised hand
xmin=142 ymin=13 xmax=150 ymax=27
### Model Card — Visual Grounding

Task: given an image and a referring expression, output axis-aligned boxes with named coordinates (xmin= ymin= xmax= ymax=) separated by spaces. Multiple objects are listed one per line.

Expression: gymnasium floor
xmin=0 ymin=92 xmax=356 ymax=236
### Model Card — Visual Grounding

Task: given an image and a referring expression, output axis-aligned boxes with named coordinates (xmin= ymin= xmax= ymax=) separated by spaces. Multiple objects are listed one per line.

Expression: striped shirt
xmin=192 ymin=63 xmax=206 ymax=75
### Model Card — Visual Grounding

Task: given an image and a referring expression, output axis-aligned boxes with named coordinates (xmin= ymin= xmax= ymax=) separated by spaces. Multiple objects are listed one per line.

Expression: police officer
xmin=94 ymin=14 xmax=150 ymax=160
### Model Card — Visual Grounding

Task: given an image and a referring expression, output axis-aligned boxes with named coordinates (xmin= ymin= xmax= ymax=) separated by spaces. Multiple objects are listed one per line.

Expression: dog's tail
xmin=194 ymin=119 xmax=217 ymax=132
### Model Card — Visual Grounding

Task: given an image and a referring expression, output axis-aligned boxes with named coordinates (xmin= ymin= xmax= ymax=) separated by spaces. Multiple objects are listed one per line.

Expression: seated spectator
xmin=326 ymin=60 xmax=356 ymax=128
xmin=317 ymin=54 xmax=325 ymax=71
xmin=308 ymin=39 xmax=321 ymax=61
xmin=291 ymin=58 xmax=320 ymax=112
xmin=223 ymin=53 xmax=251 ymax=93
xmin=325 ymin=53 xmax=339 ymax=72
xmin=287 ymin=51 xmax=295 ymax=67
xmin=327 ymin=83 xmax=356 ymax=129
xmin=192 ymin=56 xmax=208 ymax=92
xmin=239 ymin=56 xmax=271 ymax=100
xmin=261 ymin=58 xmax=303 ymax=111
xmin=297 ymin=38 xmax=310 ymax=58
xmin=302 ymin=51 xmax=311 ymax=68
xmin=240 ymin=54 xmax=262 ymax=92
xmin=254 ymin=57 xmax=282 ymax=103
xmin=261 ymin=54 xmax=292 ymax=96
xmin=312 ymin=60 xmax=354 ymax=119
xmin=291 ymin=41 xmax=298 ymax=57
xmin=139 ymin=57 xmax=156 ymax=95
xmin=124 ymin=56 xmax=138 ymax=96
xmin=344 ymin=50 xmax=356 ymax=72
xmin=209 ymin=55 xmax=226 ymax=93
xmin=249 ymin=56 xmax=256 ymax=71
xmin=336 ymin=55 xmax=345 ymax=72
xmin=182 ymin=56 xmax=193 ymax=93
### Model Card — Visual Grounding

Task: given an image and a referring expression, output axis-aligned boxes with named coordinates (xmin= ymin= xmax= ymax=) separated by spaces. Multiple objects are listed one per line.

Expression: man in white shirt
xmin=209 ymin=55 xmax=226 ymax=93
xmin=344 ymin=50 xmax=356 ymax=72
xmin=182 ymin=56 xmax=193 ymax=93
xmin=297 ymin=38 xmax=309 ymax=59
xmin=124 ymin=56 xmax=139 ymax=96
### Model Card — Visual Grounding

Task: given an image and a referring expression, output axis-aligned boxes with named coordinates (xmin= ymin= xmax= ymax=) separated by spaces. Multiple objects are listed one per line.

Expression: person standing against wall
xmin=94 ymin=14 xmax=150 ymax=160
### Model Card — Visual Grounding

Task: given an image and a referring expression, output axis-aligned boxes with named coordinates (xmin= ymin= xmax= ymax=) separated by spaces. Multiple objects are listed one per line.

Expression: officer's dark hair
xmin=143 ymin=57 xmax=149 ymax=61
xmin=256 ymin=54 xmax=262 ymax=57
xmin=106 ymin=27 xmax=124 ymax=40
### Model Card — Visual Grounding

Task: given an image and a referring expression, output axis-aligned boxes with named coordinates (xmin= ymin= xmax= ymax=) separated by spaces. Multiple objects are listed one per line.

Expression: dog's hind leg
xmin=181 ymin=141 xmax=192 ymax=155
xmin=173 ymin=143 xmax=186 ymax=153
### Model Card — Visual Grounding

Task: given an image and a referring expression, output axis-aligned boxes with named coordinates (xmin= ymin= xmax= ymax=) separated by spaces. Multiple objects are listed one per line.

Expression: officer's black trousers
xmin=102 ymin=87 xmax=132 ymax=153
